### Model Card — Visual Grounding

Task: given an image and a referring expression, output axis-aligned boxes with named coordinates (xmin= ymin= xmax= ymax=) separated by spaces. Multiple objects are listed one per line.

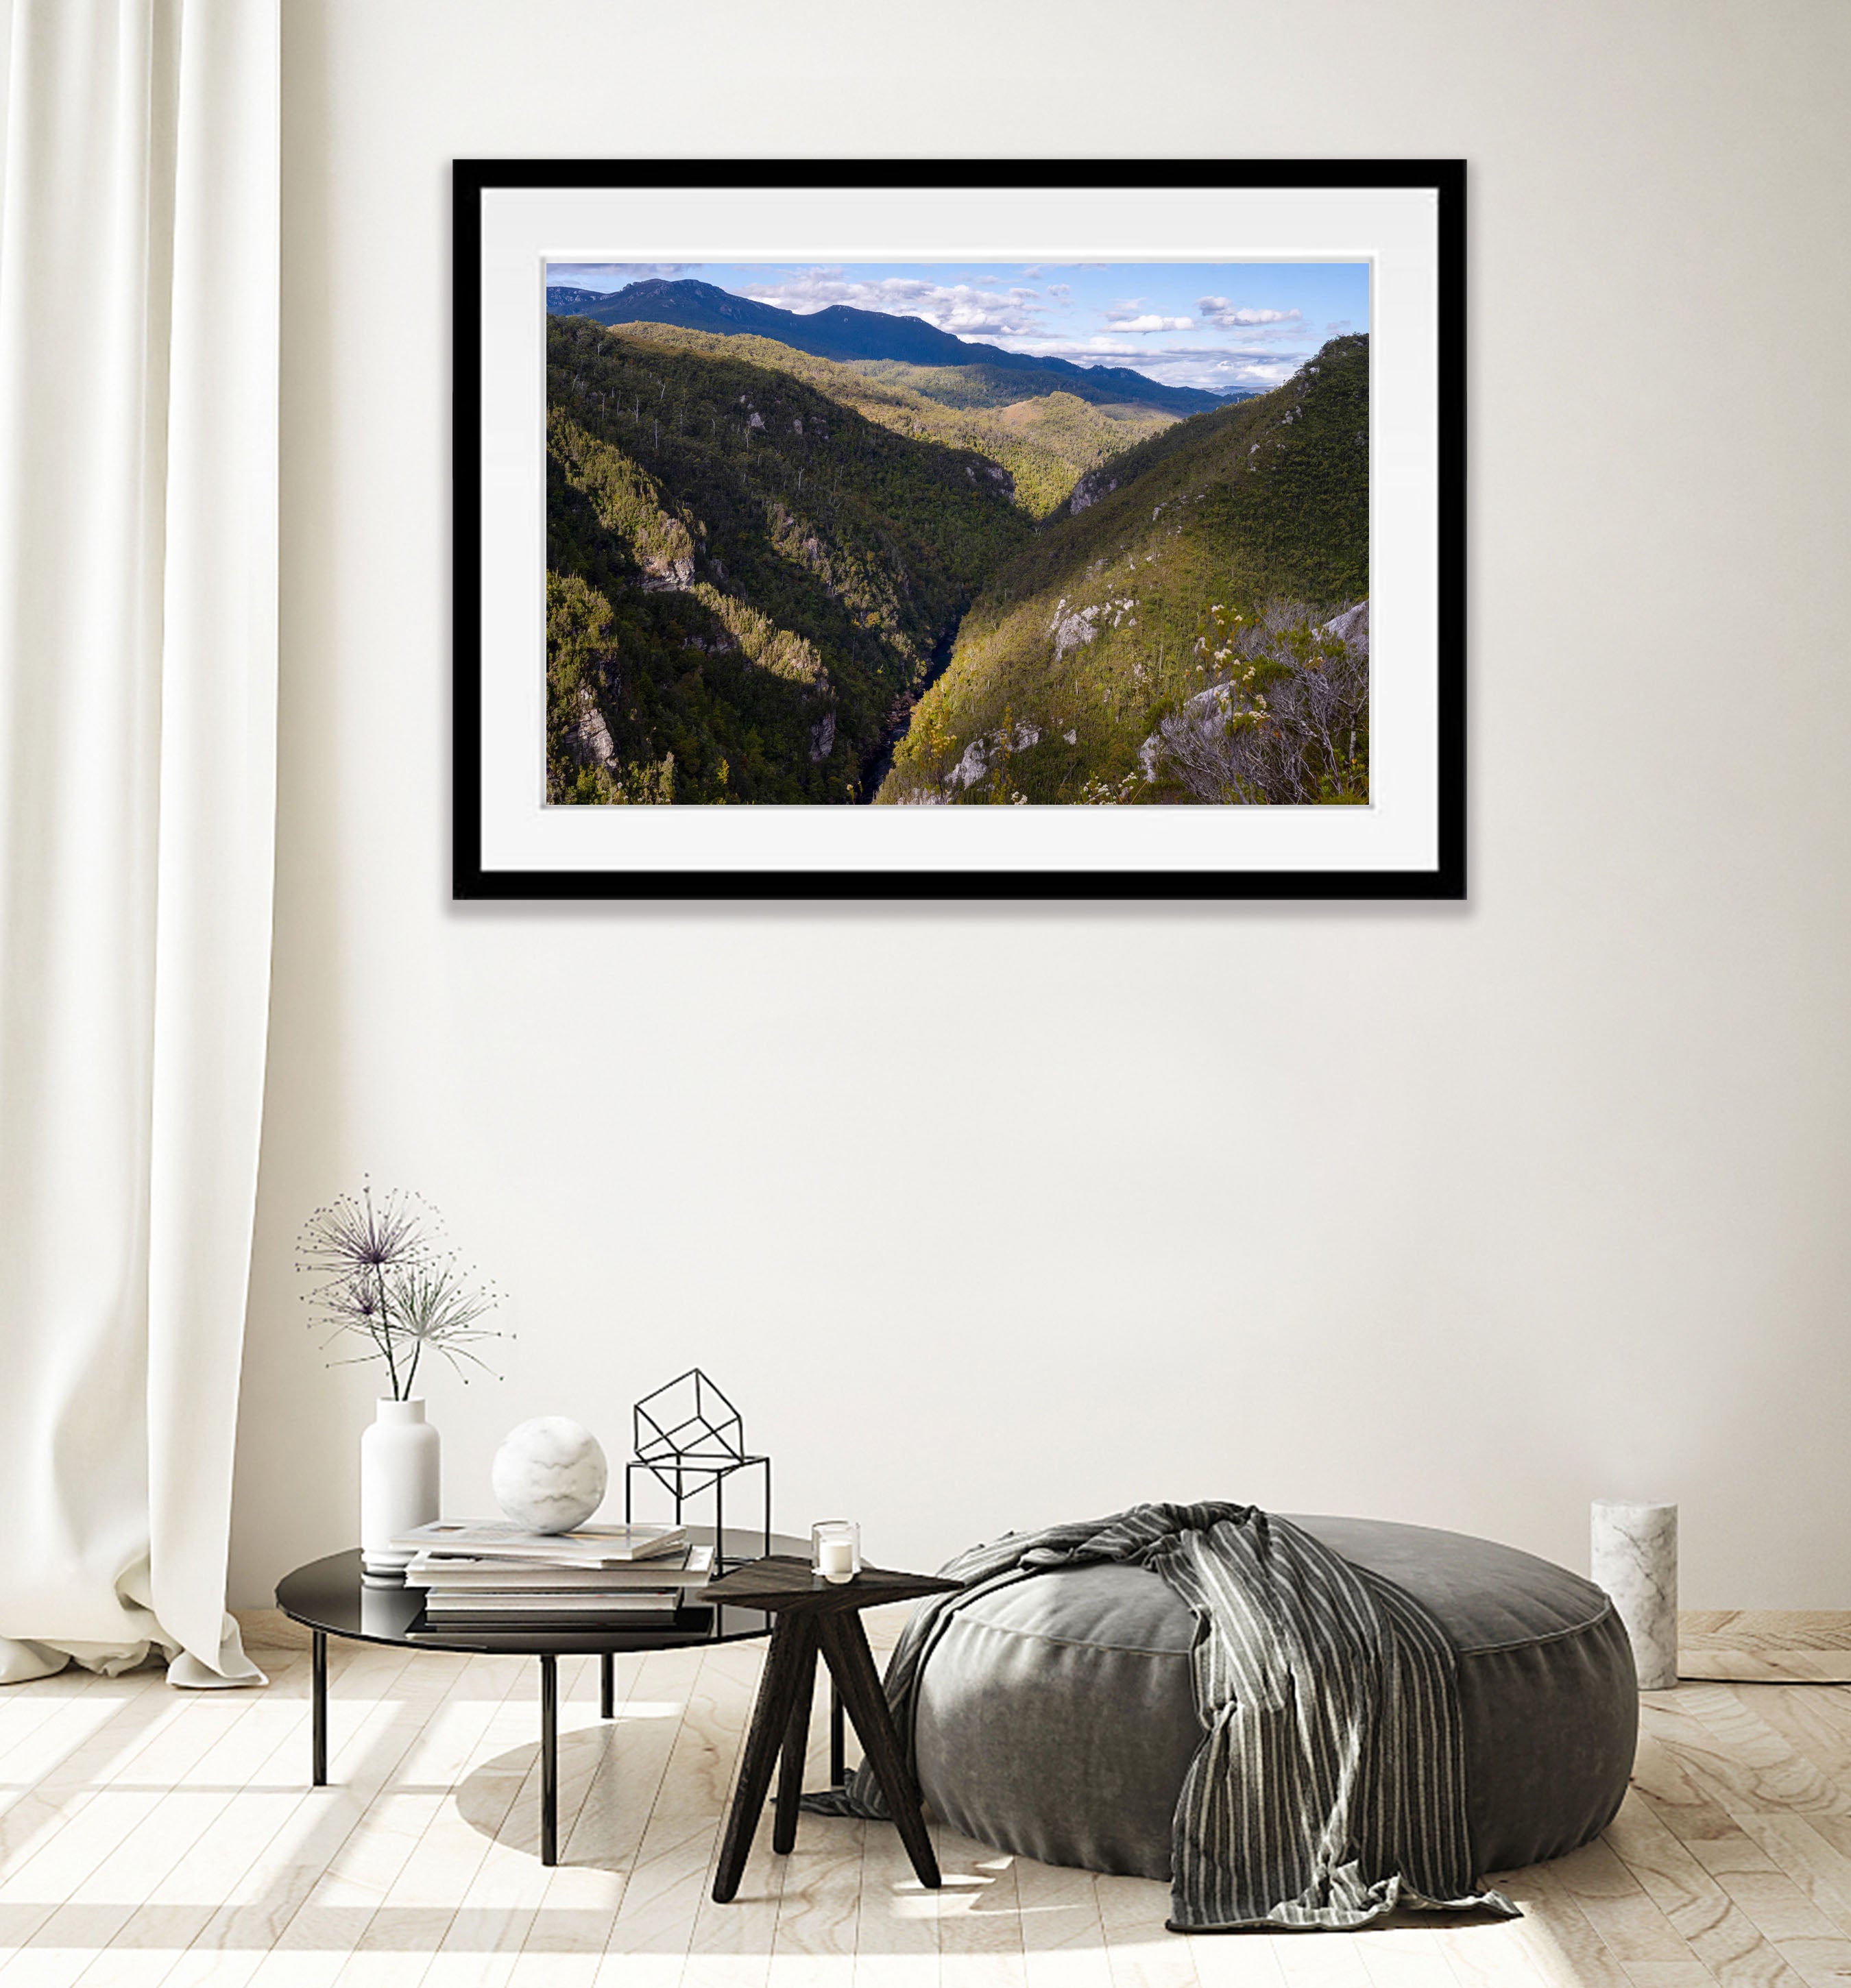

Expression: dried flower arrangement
xmin=296 ymin=1183 xmax=505 ymax=1399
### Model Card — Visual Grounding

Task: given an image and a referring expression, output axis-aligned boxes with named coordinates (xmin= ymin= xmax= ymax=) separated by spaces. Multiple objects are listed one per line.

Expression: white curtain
xmin=0 ymin=0 xmax=278 ymax=1686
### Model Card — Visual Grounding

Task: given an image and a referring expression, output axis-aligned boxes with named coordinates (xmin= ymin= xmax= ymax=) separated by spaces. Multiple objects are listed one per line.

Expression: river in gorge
xmin=856 ymin=614 xmax=963 ymax=803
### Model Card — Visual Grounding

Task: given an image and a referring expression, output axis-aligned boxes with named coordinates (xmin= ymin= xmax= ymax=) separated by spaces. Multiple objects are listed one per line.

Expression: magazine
xmin=421 ymin=1589 xmax=686 ymax=1615
xmin=404 ymin=1544 xmax=713 ymax=1589
xmin=391 ymin=1518 xmax=690 ymax=1566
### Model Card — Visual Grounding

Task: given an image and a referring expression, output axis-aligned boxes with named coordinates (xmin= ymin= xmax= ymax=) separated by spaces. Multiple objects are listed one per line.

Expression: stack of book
xmin=394 ymin=1519 xmax=712 ymax=1627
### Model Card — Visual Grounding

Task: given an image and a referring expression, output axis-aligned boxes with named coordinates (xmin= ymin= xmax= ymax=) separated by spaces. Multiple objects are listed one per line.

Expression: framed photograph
xmin=455 ymin=160 xmax=1464 ymax=900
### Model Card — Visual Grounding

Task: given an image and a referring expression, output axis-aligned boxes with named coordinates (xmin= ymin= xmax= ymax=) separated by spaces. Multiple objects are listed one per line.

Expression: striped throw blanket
xmin=814 ymin=1503 xmax=1519 ymax=1932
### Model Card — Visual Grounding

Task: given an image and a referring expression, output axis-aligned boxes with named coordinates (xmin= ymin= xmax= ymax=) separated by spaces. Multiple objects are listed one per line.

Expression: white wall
xmin=231 ymin=0 xmax=1851 ymax=1610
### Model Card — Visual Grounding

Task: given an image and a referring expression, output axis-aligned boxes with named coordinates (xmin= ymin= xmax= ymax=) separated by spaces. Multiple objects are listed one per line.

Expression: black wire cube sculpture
xmin=625 ymin=1369 xmax=771 ymax=1571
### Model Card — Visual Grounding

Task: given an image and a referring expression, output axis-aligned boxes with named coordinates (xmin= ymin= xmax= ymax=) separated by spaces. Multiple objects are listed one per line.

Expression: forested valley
xmin=545 ymin=291 xmax=1368 ymax=808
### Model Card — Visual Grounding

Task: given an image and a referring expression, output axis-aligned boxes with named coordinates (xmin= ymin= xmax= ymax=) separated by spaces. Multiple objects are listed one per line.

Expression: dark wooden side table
xmin=702 ymin=1555 xmax=960 ymax=1904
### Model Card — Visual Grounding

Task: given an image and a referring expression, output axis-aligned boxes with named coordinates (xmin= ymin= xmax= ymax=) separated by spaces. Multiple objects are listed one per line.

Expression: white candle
xmin=818 ymin=1538 xmax=855 ymax=1582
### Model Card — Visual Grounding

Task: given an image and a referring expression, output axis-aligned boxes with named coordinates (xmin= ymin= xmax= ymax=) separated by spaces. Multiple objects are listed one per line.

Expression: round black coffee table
xmin=276 ymin=1526 xmax=812 ymax=1864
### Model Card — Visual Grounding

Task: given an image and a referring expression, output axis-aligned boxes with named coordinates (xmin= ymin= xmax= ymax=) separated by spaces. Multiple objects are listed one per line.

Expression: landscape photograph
xmin=544 ymin=259 xmax=1370 ymax=808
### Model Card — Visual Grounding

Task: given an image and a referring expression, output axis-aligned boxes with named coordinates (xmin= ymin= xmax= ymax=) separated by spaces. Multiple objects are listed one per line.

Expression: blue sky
xmin=542 ymin=260 xmax=1369 ymax=394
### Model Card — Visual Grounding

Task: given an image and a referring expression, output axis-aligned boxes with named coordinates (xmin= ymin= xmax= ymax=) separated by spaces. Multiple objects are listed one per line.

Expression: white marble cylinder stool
xmin=1591 ymin=1499 xmax=1678 ymax=1690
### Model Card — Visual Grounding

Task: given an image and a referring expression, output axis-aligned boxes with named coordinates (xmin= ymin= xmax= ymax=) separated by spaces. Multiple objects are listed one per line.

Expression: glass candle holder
xmin=812 ymin=1519 xmax=860 ymax=1584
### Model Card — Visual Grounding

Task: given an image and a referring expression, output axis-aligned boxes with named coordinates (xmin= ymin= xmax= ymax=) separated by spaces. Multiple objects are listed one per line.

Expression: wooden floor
xmin=1679 ymin=1617 xmax=1851 ymax=1685
xmin=6 ymin=1615 xmax=1851 ymax=1988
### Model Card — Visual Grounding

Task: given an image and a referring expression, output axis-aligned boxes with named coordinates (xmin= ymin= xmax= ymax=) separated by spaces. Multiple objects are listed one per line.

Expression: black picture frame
xmin=454 ymin=158 xmax=1464 ymax=901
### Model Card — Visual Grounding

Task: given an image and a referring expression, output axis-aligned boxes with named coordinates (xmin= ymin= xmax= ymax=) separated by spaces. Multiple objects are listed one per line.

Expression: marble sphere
xmin=492 ymin=1418 xmax=609 ymax=1534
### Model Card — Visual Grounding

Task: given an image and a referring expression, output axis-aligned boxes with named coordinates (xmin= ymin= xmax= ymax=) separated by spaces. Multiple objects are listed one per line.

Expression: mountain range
xmin=544 ymin=314 xmax=1032 ymax=804
xmin=880 ymin=333 xmax=1370 ymax=804
xmin=542 ymin=289 xmax=1366 ymax=809
xmin=546 ymin=278 xmax=1229 ymax=417
xmin=583 ymin=321 xmax=1176 ymax=522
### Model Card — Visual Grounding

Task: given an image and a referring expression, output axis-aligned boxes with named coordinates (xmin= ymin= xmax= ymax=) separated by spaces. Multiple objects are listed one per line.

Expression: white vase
xmin=360 ymin=1398 xmax=440 ymax=1575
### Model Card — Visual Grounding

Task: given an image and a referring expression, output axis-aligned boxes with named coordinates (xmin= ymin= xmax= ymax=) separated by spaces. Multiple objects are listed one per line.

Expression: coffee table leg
xmin=600 ymin=1651 xmax=614 ymax=1721
xmin=540 ymin=1653 xmax=559 ymax=1866
xmin=311 ymin=1632 xmax=327 ymax=1786
xmin=819 ymin=1614 xmax=941 ymax=1889
xmin=773 ymin=1620 xmax=818 ymax=1854
xmin=713 ymin=1619 xmax=811 ymax=1903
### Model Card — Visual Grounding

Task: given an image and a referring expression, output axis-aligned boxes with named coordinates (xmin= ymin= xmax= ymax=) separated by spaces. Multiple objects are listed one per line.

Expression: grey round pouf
xmin=911 ymin=1514 xmax=1637 ymax=1882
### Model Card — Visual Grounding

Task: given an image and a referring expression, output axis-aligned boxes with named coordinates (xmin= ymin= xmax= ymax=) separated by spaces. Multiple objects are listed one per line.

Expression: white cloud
xmin=1105 ymin=312 xmax=1196 ymax=333
xmin=736 ymin=267 xmax=1045 ymax=340
xmin=1000 ymin=331 xmax=1318 ymax=393
xmin=1196 ymin=297 xmax=1303 ymax=328
xmin=545 ymin=262 xmax=692 ymax=288
xmin=1235 ymin=360 xmax=1300 ymax=385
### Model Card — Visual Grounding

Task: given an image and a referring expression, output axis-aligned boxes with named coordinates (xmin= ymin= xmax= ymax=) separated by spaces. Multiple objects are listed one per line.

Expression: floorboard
xmin=0 ymin=1613 xmax=1847 ymax=1988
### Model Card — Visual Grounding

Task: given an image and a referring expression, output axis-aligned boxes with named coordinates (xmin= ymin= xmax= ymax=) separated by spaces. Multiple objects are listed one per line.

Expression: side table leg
xmin=819 ymin=1614 xmax=940 ymax=1890
xmin=311 ymin=1631 xmax=327 ymax=1786
xmin=830 ymin=1677 xmax=845 ymax=1788
xmin=600 ymin=1651 xmax=614 ymax=1721
xmin=540 ymin=1653 xmax=559 ymax=1866
xmin=773 ymin=1619 xmax=819 ymax=1854
xmin=713 ymin=1620 xmax=810 ymax=1904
